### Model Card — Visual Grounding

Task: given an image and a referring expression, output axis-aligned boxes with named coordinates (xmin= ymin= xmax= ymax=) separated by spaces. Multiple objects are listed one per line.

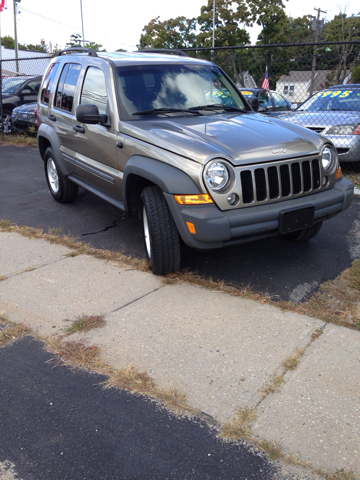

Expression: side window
xmin=55 ymin=63 xmax=81 ymax=113
xmin=25 ymin=80 xmax=41 ymax=94
xmin=272 ymin=92 xmax=291 ymax=112
xmin=258 ymin=91 xmax=272 ymax=111
xmin=40 ymin=63 xmax=60 ymax=105
xmin=80 ymin=67 xmax=108 ymax=115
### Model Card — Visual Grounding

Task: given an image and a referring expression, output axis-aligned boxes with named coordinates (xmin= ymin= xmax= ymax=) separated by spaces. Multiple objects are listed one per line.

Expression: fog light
xmin=227 ymin=193 xmax=239 ymax=206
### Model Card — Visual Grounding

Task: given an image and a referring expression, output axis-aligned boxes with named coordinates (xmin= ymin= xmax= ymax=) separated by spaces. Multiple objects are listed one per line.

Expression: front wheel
xmin=283 ymin=222 xmax=323 ymax=241
xmin=141 ymin=186 xmax=181 ymax=275
xmin=1 ymin=111 xmax=12 ymax=134
xmin=44 ymin=147 xmax=78 ymax=203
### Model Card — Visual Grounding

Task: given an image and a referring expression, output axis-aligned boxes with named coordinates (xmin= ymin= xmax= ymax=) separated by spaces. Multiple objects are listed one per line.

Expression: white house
xmin=276 ymin=70 xmax=334 ymax=104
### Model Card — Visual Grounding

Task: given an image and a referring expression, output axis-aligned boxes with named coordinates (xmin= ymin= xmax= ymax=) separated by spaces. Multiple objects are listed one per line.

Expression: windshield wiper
xmin=132 ymin=107 xmax=201 ymax=116
xmin=190 ymin=104 xmax=247 ymax=113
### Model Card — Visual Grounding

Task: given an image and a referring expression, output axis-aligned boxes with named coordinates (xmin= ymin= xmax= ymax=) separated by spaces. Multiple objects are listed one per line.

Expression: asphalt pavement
xmin=0 ymin=231 xmax=359 ymax=479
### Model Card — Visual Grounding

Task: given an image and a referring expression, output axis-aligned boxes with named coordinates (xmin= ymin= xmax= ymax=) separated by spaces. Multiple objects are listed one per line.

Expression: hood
xmin=123 ymin=113 xmax=323 ymax=165
xmin=278 ymin=111 xmax=360 ymax=128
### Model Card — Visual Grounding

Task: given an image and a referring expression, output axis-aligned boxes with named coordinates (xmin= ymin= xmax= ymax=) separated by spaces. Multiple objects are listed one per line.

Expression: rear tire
xmin=141 ymin=186 xmax=181 ymax=275
xmin=44 ymin=147 xmax=78 ymax=203
xmin=284 ymin=222 xmax=322 ymax=241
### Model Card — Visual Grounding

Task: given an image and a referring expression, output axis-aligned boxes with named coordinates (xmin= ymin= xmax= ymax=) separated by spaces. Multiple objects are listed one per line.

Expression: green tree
xmin=196 ymin=0 xmax=251 ymax=83
xmin=1 ymin=35 xmax=15 ymax=49
xmin=323 ymin=12 xmax=360 ymax=84
xmin=139 ymin=16 xmax=197 ymax=49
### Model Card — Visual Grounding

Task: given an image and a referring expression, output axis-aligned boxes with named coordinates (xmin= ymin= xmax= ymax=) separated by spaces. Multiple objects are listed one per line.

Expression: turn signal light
xmin=186 ymin=222 xmax=196 ymax=234
xmin=335 ymin=167 xmax=342 ymax=179
xmin=174 ymin=194 xmax=214 ymax=205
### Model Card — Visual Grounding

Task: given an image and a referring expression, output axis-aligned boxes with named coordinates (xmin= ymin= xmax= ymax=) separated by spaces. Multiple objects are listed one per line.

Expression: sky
xmin=0 ymin=0 xmax=358 ymax=53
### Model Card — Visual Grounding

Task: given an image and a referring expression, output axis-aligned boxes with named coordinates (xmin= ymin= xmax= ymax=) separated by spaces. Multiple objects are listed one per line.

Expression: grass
xmin=220 ymin=407 xmax=257 ymax=440
xmin=261 ymin=374 xmax=285 ymax=396
xmin=64 ymin=314 xmax=106 ymax=336
xmin=0 ymin=313 xmax=32 ymax=347
xmin=314 ymin=468 xmax=358 ymax=480
xmin=0 ymin=133 xmax=37 ymax=147
xmin=43 ymin=335 xmax=197 ymax=417
xmin=281 ymin=349 xmax=305 ymax=371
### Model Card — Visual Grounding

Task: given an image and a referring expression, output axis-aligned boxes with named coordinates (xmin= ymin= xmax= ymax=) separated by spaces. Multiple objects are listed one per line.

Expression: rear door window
xmin=55 ymin=63 xmax=81 ymax=113
xmin=40 ymin=63 xmax=60 ymax=105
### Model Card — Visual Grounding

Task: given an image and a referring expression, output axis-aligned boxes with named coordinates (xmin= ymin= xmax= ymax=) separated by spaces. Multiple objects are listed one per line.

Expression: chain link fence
xmin=1 ymin=42 xmax=359 ymax=180
xmin=0 ymin=55 xmax=51 ymax=136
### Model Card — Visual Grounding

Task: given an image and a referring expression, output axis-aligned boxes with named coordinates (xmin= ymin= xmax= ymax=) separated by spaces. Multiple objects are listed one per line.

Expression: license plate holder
xmin=279 ymin=205 xmax=315 ymax=234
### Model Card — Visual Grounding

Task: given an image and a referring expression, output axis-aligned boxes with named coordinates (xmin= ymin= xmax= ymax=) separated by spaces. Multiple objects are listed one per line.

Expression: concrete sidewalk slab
xmin=0 ymin=232 xmax=70 ymax=277
xmin=83 ymin=283 xmax=324 ymax=423
xmin=253 ymin=325 xmax=360 ymax=473
xmin=0 ymin=250 xmax=162 ymax=335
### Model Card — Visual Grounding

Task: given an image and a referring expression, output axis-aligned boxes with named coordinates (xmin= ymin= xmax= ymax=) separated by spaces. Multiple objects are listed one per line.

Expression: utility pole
xmin=80 ymin=0 xmax=85 ymax=47
xmin=309 ymin=7 xmax=326 ymax=97
xmin=13 ymin=0 xmax=21 ymax=73
xmin=211 ymin=0 xmax=215 ymax=63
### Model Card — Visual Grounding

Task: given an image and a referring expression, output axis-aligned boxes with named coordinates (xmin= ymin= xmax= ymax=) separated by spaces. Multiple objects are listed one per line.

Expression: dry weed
xmin=64 ymin=314 xmax=106 ymax=335
xmin=261 ymin=374 xmax=285 ymax=397
xmin=314 ymin=468 xmax=358 ymax=480
xmin=255 ymin=440 xmax=283 ymax=460
xmin=0 ymin=317 xmax=32 ymax=347
xmin=282 ymin=350 xmax=304 ymax=371
xmin=220 ymin=407 xmax=257 ymax=440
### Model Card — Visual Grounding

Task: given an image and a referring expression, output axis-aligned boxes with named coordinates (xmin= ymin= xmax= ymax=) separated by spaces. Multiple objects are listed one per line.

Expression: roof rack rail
xmin=138 ymin=48 xmax=188 ymax=57
xmin=55 ymin=47 xmax=98 ymax=57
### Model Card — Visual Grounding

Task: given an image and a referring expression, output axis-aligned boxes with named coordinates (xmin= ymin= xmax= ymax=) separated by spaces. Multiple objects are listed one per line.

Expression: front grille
xmin=336 ymin=148 xmax=349 ymax=155
xmin=239 ymin=158 xmax=321 ymax=205
xmin=306 ymin=126 xmax=325 ymax=134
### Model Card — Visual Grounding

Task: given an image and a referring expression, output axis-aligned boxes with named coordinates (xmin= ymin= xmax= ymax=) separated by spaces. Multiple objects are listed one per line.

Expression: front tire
xmin=44 ymin=147 xmax=78 ymax=203
xmin=141 ymin=186 xmax=181 ymax=275
xmin=283 ymin=222 xmax=322 ymax=241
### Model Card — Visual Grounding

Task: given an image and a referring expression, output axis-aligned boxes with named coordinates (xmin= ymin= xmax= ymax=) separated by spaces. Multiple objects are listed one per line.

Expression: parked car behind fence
xmin=278 ymin=85 xmax=360 ymax=163
xmin=0 ymin=75 xmax=42 ymax=134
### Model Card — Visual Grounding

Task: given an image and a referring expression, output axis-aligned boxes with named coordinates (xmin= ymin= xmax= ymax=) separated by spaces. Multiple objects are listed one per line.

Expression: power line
xmin=18 ymin=7 xmax=84 ymax=33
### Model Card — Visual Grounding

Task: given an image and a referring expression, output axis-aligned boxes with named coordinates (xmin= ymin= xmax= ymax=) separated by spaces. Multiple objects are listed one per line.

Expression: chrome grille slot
xmin=238 ymin=157 xmax=322 ymax=206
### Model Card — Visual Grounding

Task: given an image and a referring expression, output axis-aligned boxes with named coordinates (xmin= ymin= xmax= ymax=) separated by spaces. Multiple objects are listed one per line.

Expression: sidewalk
xmin=0 ymin=231 xmax=359 ymax=476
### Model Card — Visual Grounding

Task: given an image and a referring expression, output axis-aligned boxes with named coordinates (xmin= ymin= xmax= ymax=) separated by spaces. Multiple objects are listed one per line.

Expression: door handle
xmin=48 ymin=114 xmax=56 ymax=121
xmin=73 ymin=125 xmax=85 ymax=134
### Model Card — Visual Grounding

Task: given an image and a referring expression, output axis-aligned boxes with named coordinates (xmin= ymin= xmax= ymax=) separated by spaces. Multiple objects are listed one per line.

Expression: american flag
xmin=0 ymin=0 xmax=7 ymax=12
xmin=261 ymin=67 xmax=270 ymax=91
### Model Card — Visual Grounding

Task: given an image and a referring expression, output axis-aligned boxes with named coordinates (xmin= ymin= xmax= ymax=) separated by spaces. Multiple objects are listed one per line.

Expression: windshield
xmin=298 ymin=89 xmax=360 ymax=112
xmin=116 ymin=63 xmax=248 ymax=118
xmin=1 ymin=77 xmax=28 ymax=94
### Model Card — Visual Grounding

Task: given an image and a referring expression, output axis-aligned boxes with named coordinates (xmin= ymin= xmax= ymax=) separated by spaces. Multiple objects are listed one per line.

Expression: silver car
xmin=278 ymin=85 xmax=360 ymax=163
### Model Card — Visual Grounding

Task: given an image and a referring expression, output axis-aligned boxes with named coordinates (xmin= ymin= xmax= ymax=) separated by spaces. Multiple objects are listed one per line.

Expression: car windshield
xmin=1 ymin=77 xmax=29 ymax=94
xmin=298 ymin=89 xmax=360 ymax=112
xmin=116 ymin=63 xmax=247 ymax=118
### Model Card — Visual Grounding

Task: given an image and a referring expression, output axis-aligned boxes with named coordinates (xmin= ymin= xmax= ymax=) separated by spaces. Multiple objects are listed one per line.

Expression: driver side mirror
xmin=76 ymin=104 xmax=108 ymax=125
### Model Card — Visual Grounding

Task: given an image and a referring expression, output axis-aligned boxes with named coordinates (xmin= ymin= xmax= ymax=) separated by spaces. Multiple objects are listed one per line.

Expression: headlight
xmin=205 ymin=161 xmax=230 ymax=191
xmin=321 ymin=145 xmax=336 ymax=172
xmin=326 ymin=124 xmax=359 ymax=135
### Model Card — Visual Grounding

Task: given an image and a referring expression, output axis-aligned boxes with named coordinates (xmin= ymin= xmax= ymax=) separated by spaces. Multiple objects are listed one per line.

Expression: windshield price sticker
xmin=315 ymin=90 xmax=353 ymax=98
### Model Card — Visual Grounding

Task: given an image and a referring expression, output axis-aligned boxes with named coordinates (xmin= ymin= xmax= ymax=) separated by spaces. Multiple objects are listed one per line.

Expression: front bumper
xmin=164 ymin=177 xmax=354 ymax=249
